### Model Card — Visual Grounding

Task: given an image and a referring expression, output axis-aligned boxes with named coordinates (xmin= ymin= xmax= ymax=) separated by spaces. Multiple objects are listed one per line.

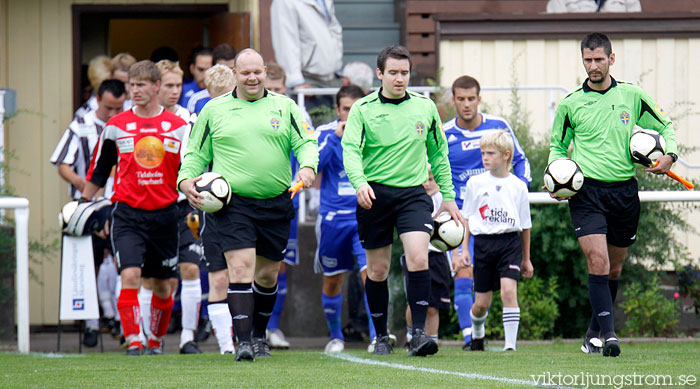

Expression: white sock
xmin=180 ymin=279 xmax=202 ymax=347
xmin=138 ymin=286 xmax=153 ymax=343
xmin=86 ymin=319 xmax=99 ymax=331
xmin=503 ymin=307 xmax=520 ymax=350
xmin=97 ymin=260 xmax=117 ymax=318
xmin=470 ymin=310 xmax=488 ymax=339
xmin=114 ymin=277 xmax=122 ymax=322
xmin=406 ymin=326 xmax=413 ymax=342
xmin=208 ymin=302 xmax=234 ymax=354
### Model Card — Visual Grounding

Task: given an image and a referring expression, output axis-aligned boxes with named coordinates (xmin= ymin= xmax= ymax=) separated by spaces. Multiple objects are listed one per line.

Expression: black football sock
xmin=406 ymin=269 xmax=431 ymax=331
xmin=227 ymin=283 xmax=253 ymax=343
xmin=587 ymin=278 xmax=621 ymax=337
xmin=252 ymin=281 xmax=278 ymax=339
xmin=588 ymin=274 xmax=616 ymax=340
xmin=365 ymin=278 xmax=389 ymax=337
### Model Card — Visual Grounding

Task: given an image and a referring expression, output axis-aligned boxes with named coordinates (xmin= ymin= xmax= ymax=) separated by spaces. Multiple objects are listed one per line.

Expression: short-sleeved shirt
xmin=50 ymin=110 xmax=106 ymax=199
xmin=87 ymin=107 xmax=188 ymax=210
xmin=462 ymin=172 xmax=531 ymax=236
xmin=178 ymin=89 xmax=318 ymax=200
xmin=341 ymin=89 xmax=455 ymax=201
xmin=549 ymin=77 xmax=677 ymax=182
xmin=179 ymin=79 xmax=202 ymax=109
xmin=444 ymin=113 xmax=531 ymax=208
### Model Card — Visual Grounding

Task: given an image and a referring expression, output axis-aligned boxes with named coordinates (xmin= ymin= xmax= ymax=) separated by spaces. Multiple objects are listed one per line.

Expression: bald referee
xmin=548 ymin=33 xmax=678 ymax=357
xmin=342 ymin=45 xmax=464 ymax=356
xmin=178 ymin=48 xmax=318 ymax=362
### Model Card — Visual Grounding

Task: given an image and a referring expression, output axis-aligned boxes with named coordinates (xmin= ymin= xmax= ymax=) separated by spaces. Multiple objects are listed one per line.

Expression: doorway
xmin=72 ymin=4 xmax=250 ymax=112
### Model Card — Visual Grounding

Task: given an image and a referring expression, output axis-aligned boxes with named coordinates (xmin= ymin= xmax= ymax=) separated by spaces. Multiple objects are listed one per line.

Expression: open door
xmin=208 ymin=12 xmax=251 ymax=52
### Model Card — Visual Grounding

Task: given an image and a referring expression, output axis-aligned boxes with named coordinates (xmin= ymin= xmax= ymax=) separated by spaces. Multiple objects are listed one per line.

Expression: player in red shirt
xmin=82 ymin=60 xmax=188 ymax=355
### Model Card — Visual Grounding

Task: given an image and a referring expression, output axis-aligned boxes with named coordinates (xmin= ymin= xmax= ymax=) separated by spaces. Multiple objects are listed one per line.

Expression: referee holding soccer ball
xmin=342 ymin=45 xmax=464 ymax=357
xmin=548 ymin=33 xmax=678 ymax=357
xmin=178 ymin=48 xmax=318 ymax=362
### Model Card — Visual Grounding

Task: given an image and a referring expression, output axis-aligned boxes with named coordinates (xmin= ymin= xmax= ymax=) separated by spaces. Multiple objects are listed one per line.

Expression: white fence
xmin=1 ymin=196 xmax=30 ymax=353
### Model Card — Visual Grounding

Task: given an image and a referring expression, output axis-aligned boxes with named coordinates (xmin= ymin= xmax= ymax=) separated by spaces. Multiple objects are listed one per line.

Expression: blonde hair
xmin=128 ymin=60 xmax=161 ymax=83
xmin=155 ymin=59 xmax=184 ymax=77
xmin=205 ymin=64 xmax=235 ymax=98
xmin=111 ymin=53 xmax=137 ymax=74
xmin=87 ymin=55 xmax=112 ymax=91
xmin=480 ymin=130 xmax=514 ymax=166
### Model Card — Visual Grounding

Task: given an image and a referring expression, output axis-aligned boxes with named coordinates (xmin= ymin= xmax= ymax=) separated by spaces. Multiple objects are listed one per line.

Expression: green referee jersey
xmin=549 ymin=77 xmax=677 ymax=182
xmin=178 ymin=89 xmax=318 ymax=199
xmin=342 ymin=89 xmax=455 ymax=202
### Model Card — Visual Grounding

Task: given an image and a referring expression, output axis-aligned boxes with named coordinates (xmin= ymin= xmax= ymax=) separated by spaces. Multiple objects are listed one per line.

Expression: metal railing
xmin=294 ymin=85 xmax=570 ymax=127
xmin=1 ymin=196 xmax=30 ymax=353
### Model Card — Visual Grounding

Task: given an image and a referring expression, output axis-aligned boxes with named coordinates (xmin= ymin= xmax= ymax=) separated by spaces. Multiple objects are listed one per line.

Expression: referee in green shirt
xmin=178 ymin=49 xmax=318 ymax=361
xmin=342 ymin=45 xmax=464 ymax=356
xmin=548 ymin=33 xmax=677 ymax=358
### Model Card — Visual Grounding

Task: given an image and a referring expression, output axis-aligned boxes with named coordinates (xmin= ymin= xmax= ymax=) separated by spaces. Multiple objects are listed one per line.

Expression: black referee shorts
xmin=177 ymin=201 xmax=203 ymax=265
xmin=401 ymin=251 xmax=452 ymax=310
xmin=568 ymin=177 xmax=640 ymax=248
xmin=473 ymin=232 xmax=522 ymax=293
xmin=213 ymin=191 xmax=296 ymax=262
xmin=356 ymin=182 xmax=433 ymax=249
xmin=201 ymin=212 xmax=227 ymax=272
xmin=111 ymin=202 xmax=179 ymax=279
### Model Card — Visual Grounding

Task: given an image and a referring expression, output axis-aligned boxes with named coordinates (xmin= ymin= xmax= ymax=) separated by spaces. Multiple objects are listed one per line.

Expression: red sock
xmin=117 ymin=288 xmax=141 ymax=340
xmin=150 ymin=294 xmax=174 ymax=339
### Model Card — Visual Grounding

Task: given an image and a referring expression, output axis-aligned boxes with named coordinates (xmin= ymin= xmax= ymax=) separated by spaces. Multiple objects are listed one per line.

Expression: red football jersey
xmin=87 ymin=108 xmax=187 ymax=210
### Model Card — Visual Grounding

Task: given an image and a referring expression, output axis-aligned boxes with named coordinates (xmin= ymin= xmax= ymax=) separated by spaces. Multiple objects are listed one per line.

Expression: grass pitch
xmin=2 ymin=342 xmax=699 ymax=388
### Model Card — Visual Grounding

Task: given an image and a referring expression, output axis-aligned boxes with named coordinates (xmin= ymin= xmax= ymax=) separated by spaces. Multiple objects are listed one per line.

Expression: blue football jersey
xmin=444 ymin=113 xmax=531 ymax=208
xmin=317 ymin=120 xmax=357 ymax=214
xmin=179 ymin=79 xmax=202 ymax=108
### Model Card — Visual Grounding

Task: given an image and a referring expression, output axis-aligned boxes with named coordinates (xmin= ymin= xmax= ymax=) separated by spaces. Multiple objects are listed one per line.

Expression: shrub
xmin=485 ymin=276 xmax=560 ymax=340
xmin=620 ymin=274 xmax=680 ymax=337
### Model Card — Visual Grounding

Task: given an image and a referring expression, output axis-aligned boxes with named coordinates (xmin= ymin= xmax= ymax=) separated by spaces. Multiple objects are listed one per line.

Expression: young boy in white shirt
xmin=455 ymin=130 xmax=534 ymax=351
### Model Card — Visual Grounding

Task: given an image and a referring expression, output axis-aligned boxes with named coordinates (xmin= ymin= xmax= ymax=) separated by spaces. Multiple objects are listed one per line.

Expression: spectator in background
xmin=111 ymin=53 xmax=137 ymax=110
xmin=151 ymin=46 xmax=179 ymax=63
xmin=212 ymin=43 xmax=237 ymax=69
xmin=179 ymin=46 xmax=213 ymax=109
xmin=187 ymin=44 xmax=237 ymax=114
xmin=342 ymin=61 xmax=374 ymax=94
xmin=271 ymin=0 xmax=343 ymax=110
xmin=265 ymin=62 xmax=288 ymax=95
xmin=74 ymin=55 xmax=112 ymax=120
xmin=547 ymin=0 xmax=641 ymax=12
xmin=188 ymin=64 xmax=235 ymax=114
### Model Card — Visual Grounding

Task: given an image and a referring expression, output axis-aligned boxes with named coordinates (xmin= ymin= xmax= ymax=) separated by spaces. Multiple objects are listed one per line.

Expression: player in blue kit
xmin=314 ymin=85 xmax=376 ymax=353
xmin=444 ymin=75 xmax=531 ymax=350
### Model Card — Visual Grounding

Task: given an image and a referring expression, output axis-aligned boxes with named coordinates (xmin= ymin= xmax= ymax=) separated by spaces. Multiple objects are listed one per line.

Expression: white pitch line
xmin=325 ymin=352 xmax=573 ymax=388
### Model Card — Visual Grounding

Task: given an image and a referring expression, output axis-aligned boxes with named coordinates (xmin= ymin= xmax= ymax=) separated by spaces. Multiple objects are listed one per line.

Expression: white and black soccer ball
xmin=195 ymin=172 xmax=232 ymax=213
xmin=630 ymin=127 xmax=666 ymax=164
xmin=430 ymin=212 xmax=465 ymax=252
xmin=543 ymin=158 xmax=584 ymax=198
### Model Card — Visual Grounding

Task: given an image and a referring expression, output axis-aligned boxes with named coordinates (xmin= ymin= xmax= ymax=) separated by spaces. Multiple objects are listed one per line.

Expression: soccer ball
xmin=59 ymin=200 xmax=79 ymax=230
xmin=430 ymin=212 xmax=465 ymax=252
xmin=543 ymin=158 xmax=584 ymax=198
xmin=195 ymin=172 xmax=232 ymax=213
xmin=630 ymin=127 xmax=666 ymax=164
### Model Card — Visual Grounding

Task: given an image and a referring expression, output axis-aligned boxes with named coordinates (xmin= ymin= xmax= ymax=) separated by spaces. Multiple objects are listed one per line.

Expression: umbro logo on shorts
xmin=597 ymin=311 xmax=611 ymax=317
xmin=371 ymin=313 xmax=383 ymax=317
xmin=509 ymin=264 xmax=520 ymax=271
xmin=424 ymin=223 xmax=433 ymax=230
xmin=416 ymin=300 xmax=429 ymax=306
xmin=258 ymin=312 xmax=272 ymax=317
xmin=233 ymin=314 xmax=249 ymax=320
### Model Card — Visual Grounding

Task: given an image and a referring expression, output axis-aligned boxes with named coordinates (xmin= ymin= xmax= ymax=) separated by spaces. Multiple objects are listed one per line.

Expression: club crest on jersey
xmin=620 ymin=111 xmax=630 ymax=125
xmin=161 ymin=121 xmax=171 ymax=131
xmin=416 ymin=121 xmax=425 ymax=135
xmin=126 ymin=122 xmax=136 ymax=131
xmin=270 ymin=118 xmax=280 ymax=131
xmin=302 ymin=121 xmax=314 ymax=135
xmin=654 ymin=104 xmax=667 ymax=117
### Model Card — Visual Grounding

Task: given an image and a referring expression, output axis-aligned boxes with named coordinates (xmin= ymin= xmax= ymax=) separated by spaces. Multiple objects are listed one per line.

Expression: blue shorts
xmin=283 ymin=212 xmax=299 ymax=266
xmin=314 ymin=211 xmax=367 ymax=275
